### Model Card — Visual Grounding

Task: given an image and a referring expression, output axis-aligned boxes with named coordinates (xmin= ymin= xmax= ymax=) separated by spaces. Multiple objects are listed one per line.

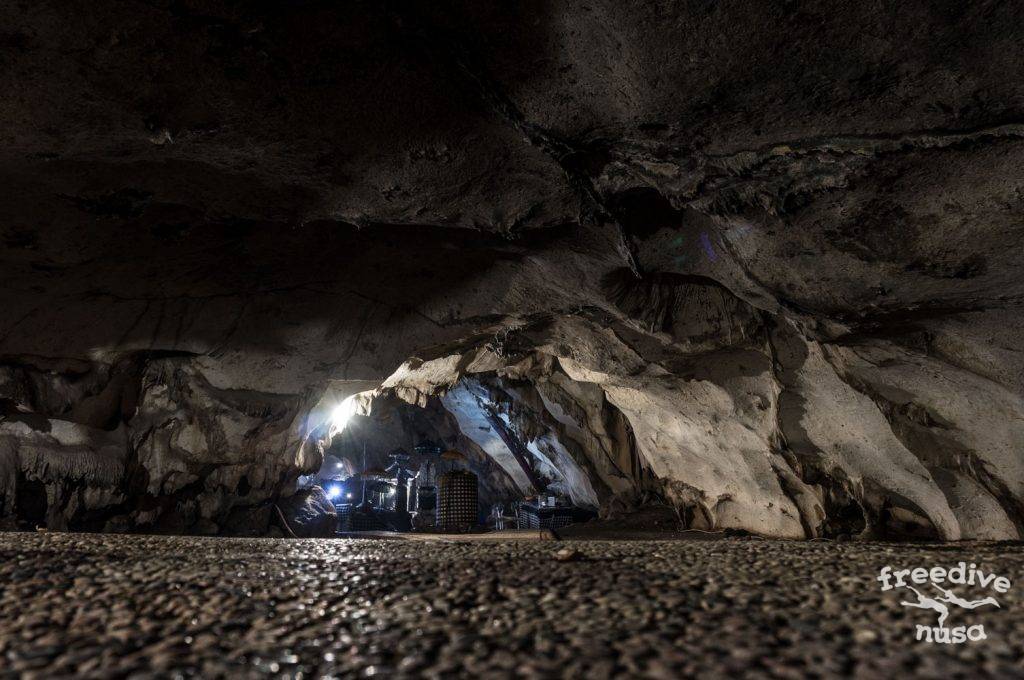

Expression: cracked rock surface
xmin=1 ymin=532 xmax=1023 ymax=678
xmin=1 ymin=1 xmax=1023 ymax=538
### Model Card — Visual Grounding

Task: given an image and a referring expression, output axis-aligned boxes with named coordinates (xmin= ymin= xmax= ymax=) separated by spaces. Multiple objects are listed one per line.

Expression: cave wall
xmin=0 ymin=354 xmax=320 ymax=533
xmin=1 ymin=1 xmax=1023 ymax=538
xmin=372 ymin=300 xmax=1024 ymax=540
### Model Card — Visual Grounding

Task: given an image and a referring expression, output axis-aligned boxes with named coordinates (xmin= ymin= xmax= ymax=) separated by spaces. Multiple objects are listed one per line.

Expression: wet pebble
xmin=0 ymin=534 xmax=1021 ymax=677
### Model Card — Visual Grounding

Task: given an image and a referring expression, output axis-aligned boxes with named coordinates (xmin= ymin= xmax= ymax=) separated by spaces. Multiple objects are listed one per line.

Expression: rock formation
xmin=1 ymin=1 xmax=1022 ymax=539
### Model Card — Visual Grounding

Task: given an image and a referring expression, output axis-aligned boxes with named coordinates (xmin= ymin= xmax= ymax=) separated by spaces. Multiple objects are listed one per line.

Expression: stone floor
xmin=1 ymin=533 xmax=1022 ymax=678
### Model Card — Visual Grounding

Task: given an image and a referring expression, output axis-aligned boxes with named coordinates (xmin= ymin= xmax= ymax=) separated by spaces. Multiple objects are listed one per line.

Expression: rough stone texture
xmin=1 ymin=532 xmax=1023 ymax=678
xmin=276 ymin=487 xmax=337 ymax=539
xmin=1 ymin=1 xmax=1023 ymax=538
xmin=0 ymin=419 xmax=126 ymax=530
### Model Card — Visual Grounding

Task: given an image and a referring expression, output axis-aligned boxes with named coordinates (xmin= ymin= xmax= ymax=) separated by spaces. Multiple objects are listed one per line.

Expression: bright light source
xmin=346 ymin=492 xmax=353 ymax=499
xmin=326 ymin=485 xmax=342 ymax=500
xmin=330 ymin=396 xmax=359 ymax=435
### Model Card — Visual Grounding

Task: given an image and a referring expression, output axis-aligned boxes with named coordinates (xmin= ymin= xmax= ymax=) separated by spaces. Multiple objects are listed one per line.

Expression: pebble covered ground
xmin=1 ymin=533 xmax=1023 ymax=678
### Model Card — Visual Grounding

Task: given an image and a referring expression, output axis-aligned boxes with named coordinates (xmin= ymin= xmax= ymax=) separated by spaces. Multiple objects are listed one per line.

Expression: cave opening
xmin=301 ymin=374 xmax=604 ymax=536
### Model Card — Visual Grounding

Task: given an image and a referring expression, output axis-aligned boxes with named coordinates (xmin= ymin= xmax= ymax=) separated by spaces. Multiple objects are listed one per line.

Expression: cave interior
xmin=1 ymin=0 xmax=1023 ymax=544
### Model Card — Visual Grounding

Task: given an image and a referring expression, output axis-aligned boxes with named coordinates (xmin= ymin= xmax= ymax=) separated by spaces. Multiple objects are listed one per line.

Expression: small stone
xmin=854 ymin=629 xmax=878 ymax=644
xmin=554 ymin=548 xmax=583 ymax=562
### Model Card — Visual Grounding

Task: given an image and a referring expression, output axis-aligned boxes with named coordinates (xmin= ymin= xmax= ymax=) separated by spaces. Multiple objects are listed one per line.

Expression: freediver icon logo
xmin=878 ymin=563 xmax=1010 ymax=643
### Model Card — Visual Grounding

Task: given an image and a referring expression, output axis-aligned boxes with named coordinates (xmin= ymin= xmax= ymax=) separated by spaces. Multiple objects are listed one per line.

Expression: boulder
xmin=277 ymin=487 xmax=338 ymax=538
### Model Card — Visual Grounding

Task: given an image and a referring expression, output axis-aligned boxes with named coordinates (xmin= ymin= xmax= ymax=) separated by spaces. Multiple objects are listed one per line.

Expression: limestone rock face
xmin=1 ymin=1 xmax=1023 ymax=538
xmin=0 ymin=418 xmax=127 ymax=531
xmin=278 ymin=487 xmax=338 ymax=539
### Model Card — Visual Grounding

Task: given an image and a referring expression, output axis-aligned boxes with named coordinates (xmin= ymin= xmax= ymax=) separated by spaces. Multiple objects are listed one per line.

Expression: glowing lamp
xmin=326 ymin=485 xmax=342 ymax=500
